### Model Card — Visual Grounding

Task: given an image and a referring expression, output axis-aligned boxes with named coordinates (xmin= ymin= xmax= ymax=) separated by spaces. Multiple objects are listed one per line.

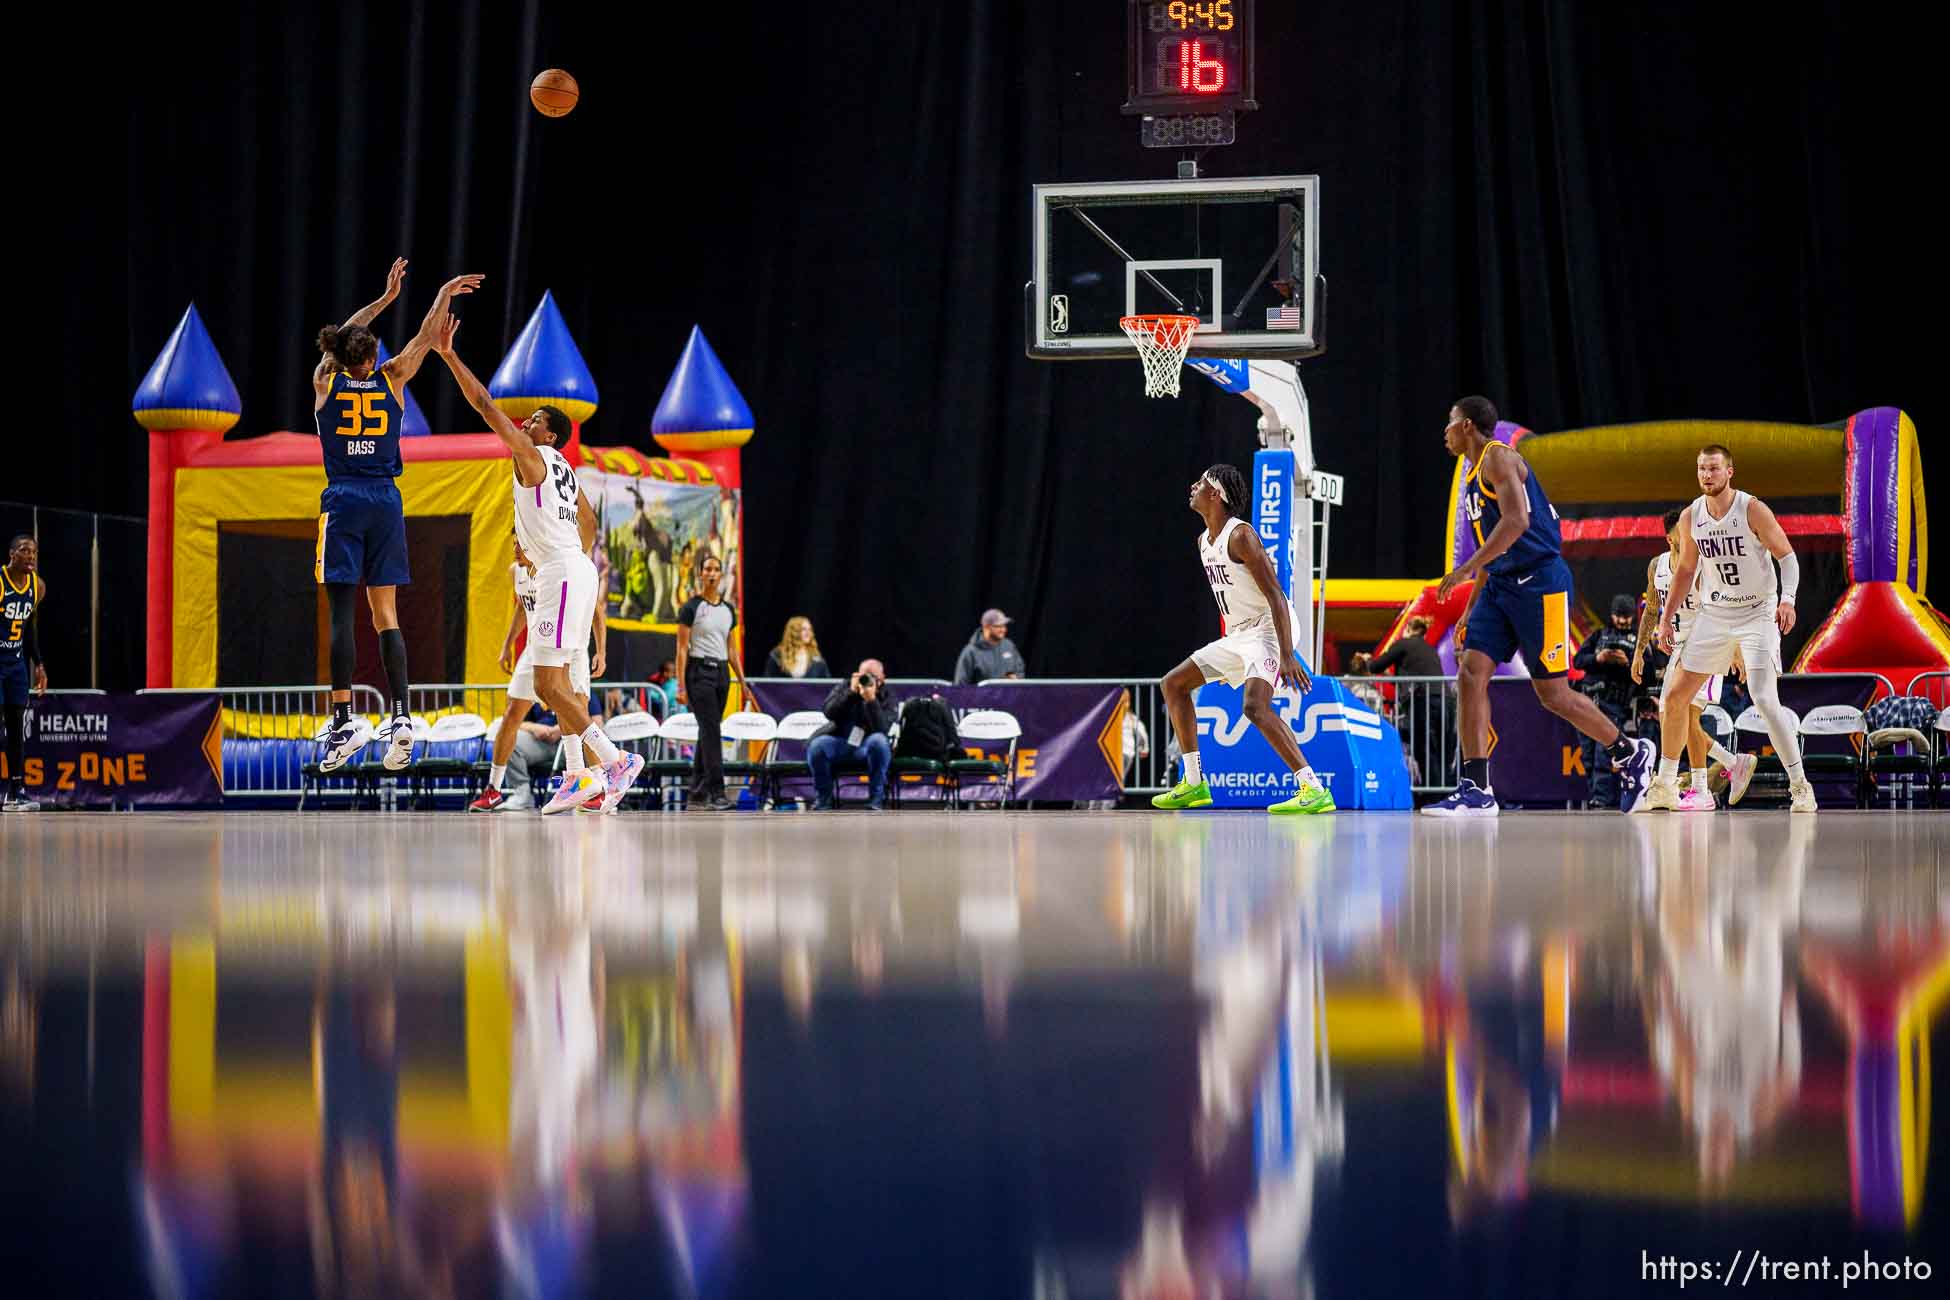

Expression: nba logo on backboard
xmin=1050 ymin=294 xmax=1069 ymax=334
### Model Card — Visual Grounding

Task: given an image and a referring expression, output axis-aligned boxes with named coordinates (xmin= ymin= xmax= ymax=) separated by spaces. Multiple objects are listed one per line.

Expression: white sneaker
xmin=1724 ymin=753 xmax=1758 ymax=805
xmin=381 ymin=716 xmax=414 ymax=771
xmin=318 ymin=720 xmax=366 ymax=772
xmin=1789 ymin=779 xmax=1818 ymax=813
xmin=1639 ymin=775 xmax=1683 ymax=812
xmin=1 ymin=793 xmax=39 ymax=812
xmin=1677 ymin=785 xmax=1716 ymax=812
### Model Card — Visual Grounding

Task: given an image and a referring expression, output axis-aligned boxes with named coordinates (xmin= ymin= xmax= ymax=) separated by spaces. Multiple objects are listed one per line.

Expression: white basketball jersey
xmin=513 ymin=444 xmax=584 ymax=562
xmin=1652 ymin=551 xmax=1698 ymax=644
xmin=1689 ymin=491 xmax=1775 ymax=613
xmin=512 ymin=561 xmax=536 ymax=612
xmin=1198 ymin=517 xmax=1288 ymax=633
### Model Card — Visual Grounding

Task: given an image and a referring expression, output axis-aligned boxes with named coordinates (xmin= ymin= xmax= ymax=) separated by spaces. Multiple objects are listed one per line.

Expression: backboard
xmin=1027 ymin=175 xmax=1321 ymax=361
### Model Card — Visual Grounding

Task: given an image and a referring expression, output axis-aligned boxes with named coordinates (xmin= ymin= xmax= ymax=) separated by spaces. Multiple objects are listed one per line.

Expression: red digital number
xmin=1178 ymin=39 xmax=1226 ymax=94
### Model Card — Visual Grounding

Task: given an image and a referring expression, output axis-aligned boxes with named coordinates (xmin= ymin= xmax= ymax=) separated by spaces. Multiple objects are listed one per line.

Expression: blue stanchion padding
xmin=1194 ymin=677 xmax=1411 ymax=809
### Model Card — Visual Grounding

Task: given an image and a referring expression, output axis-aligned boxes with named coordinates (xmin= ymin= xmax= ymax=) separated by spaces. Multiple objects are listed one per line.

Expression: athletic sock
xmin=1294 ymin=765 xmax=1318 ymax=789
xmin=489 ymin=763 xmax=507 ymax=791
xmin=583 ymin=725 xmax=621 ymax=768
xmin=1657 ymin=757 xmax=1680 ymax=782
xmin=1461 ymin=757 xmax=1488 ymax=789
xmin=333 ymin=700 xmax=353 ymax=729
xmin=1785 ymin=758 xmax=1807 ymax=786
xmin=378 ymin=628 xmax=410 ymax=720
xmin=1182 ymin=752 xmax=1203 ymax=784
xmin=1605 ymin=732 xmax=1636 ymax=765
xmin=1691 ymin=768 xmax=1709 ymax=791
xmin=1708 ymin=741 xmax=1739 ymax=767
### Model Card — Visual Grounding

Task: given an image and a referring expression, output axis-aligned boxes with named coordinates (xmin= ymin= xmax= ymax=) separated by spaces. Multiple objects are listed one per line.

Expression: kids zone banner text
xmin=5 ymin=692 xmax=223 ymax=807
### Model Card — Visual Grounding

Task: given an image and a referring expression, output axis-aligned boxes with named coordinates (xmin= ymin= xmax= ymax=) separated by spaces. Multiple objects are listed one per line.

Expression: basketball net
xmin=1118 ymin=314 xmax=1200 ymax=398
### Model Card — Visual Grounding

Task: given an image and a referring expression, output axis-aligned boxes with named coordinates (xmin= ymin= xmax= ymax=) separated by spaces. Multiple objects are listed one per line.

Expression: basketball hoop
xmin=1118 ymin=314 xmax=1200 ymax=398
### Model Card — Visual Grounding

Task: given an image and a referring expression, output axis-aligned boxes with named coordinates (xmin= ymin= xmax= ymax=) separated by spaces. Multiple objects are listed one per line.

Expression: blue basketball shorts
xmin=1463 ymin=557 xmax=1574 ymax=678
xmin=316 ymin=480 xmax=411 ymax=587
xmin=0 ymin=657 xmax=27 ymax=707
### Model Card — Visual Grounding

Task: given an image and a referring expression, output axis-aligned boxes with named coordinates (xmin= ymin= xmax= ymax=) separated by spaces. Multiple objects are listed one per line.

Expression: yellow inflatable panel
xmin=1517 ymin=421 xmax=1846 ymax=505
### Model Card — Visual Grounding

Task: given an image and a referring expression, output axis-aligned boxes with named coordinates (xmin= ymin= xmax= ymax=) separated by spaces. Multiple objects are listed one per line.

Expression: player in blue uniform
xmin=1 ymin=534 xmax=46 ymax=811
xmin=311 ymin=262 xmax=482 ymax=771
xmin=1423 ymin=397 xmax=1656 ymax=816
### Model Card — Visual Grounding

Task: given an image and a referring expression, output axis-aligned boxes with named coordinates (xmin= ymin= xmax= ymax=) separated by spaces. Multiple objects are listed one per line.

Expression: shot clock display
xmin=1124 ymin=0 xmax=1256 ymax=120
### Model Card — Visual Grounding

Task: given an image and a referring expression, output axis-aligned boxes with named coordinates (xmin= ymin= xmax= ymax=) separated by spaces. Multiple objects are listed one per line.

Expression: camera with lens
xmin=853 ymin=671 xmax=879 ymax=692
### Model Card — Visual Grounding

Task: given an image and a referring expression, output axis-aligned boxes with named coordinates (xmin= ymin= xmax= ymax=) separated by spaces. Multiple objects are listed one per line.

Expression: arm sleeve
xmin=1369 ymin=642 xmax=1408 ymax=674
xmin=1777 ymin=551 xmax=1800 ymax=604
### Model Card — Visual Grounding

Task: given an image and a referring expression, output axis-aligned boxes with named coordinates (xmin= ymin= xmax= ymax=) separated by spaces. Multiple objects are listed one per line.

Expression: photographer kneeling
xmin=809 ymin=658 xmax=894 ymax=810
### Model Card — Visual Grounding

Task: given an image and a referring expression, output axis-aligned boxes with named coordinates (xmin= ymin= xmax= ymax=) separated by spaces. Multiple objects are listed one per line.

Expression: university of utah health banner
xmin=741 ymin=681 xmax=1125 ymax=802
xmin=3 ymin=692 xmax=223 ymax=807
xmin=1487 ymin=674 xmax=1881 ymax=806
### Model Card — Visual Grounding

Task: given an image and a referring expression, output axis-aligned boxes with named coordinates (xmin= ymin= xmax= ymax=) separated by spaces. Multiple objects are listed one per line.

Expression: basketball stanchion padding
xmin=1118 ymin=313 xmax=1200 ymax=398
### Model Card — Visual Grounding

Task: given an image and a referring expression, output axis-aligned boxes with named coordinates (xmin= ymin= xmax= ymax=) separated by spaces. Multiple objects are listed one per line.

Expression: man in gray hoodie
xmin=954 ymin=609 xmax=1025 ymax=684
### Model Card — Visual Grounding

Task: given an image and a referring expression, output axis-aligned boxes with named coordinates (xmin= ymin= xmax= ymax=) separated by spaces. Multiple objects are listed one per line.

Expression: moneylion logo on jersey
xmin=1262 ymin=657 xmax=1277 ymax=675
xmin=538 ymin=620 xmax=555 ymax=638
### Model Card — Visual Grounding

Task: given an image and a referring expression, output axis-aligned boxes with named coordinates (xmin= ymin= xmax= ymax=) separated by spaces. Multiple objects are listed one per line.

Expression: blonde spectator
xmin=765 ymin=616 xmax=831 ymax=678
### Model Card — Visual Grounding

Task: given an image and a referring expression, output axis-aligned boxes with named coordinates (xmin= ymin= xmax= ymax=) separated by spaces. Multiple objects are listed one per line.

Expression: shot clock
xmin=1123 ymin=0 xmax=1255 ymax=149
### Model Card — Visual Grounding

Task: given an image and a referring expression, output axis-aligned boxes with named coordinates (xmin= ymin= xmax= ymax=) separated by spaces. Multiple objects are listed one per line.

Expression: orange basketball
xmin=529 ymin=68 xmax=579 ymax=118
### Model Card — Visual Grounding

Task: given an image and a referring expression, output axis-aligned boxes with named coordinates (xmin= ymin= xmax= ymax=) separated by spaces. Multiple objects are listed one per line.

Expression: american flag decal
xmin=1266 ymin=305 xmax=1302 ymax=330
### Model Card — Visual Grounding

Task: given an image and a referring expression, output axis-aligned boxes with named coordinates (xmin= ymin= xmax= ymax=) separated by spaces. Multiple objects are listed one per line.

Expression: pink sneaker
xmin=599 ymin=752 xmax=646 ymax=812
xmin=543 ymin=767 xmax=604 ymax=815
xmin=1676 ymin=785 xmax=1716 ymax=812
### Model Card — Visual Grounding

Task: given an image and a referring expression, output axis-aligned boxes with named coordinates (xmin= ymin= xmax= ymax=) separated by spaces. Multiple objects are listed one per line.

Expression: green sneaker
xmin=1268 ymin=782 xmax=1337 ymax=815
xmin=1151 ymin=779 xmax=1213 ymax=810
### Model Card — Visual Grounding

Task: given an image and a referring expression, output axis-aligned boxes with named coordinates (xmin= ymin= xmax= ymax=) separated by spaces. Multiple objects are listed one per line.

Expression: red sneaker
xmin=467 ymin=787 xmax=508 ymax=813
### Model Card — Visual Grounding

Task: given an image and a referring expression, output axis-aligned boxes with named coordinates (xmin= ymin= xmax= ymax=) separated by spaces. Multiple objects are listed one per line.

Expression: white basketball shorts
xmin=508 ymin=642 xmax=590 ymax=704
xmin=525 ymin=552 xmax=599 ymax=669
xmin=1678 ymin=605 xmax=1780 ymax=677
xmin=1191 ymin=623 xmax=1292 ymax=689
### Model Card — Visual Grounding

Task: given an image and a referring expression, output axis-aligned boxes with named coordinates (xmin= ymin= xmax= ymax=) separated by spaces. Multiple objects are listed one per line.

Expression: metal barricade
xmin=968 ymin=675 xmax=1460 ymax=796
xmin=141 ymin=683 xmax=387 ymax=800
xmin=1906 ymin=670 xmax=1949 ymax=707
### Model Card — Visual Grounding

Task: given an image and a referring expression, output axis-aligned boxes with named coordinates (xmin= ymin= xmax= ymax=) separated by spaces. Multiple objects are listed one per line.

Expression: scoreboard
xmin=1123 ymin=0 xmax=1257 ymax=148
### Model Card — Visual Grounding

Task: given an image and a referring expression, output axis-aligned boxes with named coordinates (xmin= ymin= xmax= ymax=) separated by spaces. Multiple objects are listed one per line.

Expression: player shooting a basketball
xmin=429 ymin=297 xmax=644 ymax=814
xmin=1152 ymin=464 xmax=1336 ymax=814
xmin=312 ymin=262 xmax=482 ymax=773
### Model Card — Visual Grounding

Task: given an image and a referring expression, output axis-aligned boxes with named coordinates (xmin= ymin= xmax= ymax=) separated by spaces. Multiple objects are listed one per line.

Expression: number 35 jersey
xmin=315 ymin=369 xmax=405 ymax=480
xmin=514 ymin=444 xmax=585 ymax=563
xmin=1688 ymin=490 xmax=1776 ymax=615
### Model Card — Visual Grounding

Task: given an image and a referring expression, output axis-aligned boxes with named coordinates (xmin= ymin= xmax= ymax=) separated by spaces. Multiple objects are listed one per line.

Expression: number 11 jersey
xmin=514 ymin=443 xmax=585 ymax=563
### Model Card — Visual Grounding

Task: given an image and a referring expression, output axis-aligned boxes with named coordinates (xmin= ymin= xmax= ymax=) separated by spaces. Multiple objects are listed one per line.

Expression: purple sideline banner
xmin=3 ymin=692 xmax=223 ymax=808
xmin=740 ymin=681 xmax=1125 ymax=802
xmin=1488 ymin=675 xmax=1881 ymax=806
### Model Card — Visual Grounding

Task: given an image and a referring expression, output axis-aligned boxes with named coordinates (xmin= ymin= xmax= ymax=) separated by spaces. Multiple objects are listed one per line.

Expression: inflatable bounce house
xmin=135 ymin=298 xmax=753 ymax=692
xmin=1351 ymin=411 xmax=1945 ymax=697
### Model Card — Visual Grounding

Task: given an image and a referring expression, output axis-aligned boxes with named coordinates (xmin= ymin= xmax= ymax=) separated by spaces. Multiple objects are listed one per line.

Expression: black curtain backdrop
xmin=65 ymin=2 xmax=1931 ymax=680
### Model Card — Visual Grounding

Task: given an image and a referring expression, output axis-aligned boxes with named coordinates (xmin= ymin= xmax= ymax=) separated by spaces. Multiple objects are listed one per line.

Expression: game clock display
xmin=1124 ymin=0 xmax=1257 ymax=118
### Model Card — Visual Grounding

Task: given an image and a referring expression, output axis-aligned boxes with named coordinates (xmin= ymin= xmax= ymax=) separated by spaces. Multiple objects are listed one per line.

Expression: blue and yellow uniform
xmin=314 ymin=367 xmax=411 ymax=586
xmin=1460 ymin=443 xmax=1573 ymax=678
xmin=0 ymin=568 xmax=42 ymax=706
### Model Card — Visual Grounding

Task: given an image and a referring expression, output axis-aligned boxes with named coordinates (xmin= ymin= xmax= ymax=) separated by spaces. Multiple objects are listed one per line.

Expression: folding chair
xmin=951 ymin=710 xmax=1021 ymax=809
xmin=410 ymin=713 xmax=490 ymax=808
xmin=766 ymin=711 xmax=829 ymax=808
xmin=299 ymin=716 xmax=374 ymax=809
xmin=1797 ymin=704 xmax=1866 ymax=808
xmin=1937 ymin=707 xmax=1950 ymax=807
xmin=720 ymin=711 xmax=779 ymax=807
xmin=1733 ymin=705 xmax=1798 ymax=804
xmin=885 ymin=698 xmax=953 ymax=807
xmin=649 ymin=712 xmax=699 ymax=807
xmin=1857 ymin=694 xmax=1940 ymax=809
xmin=599 ymin=710 xmax=659 ymax=809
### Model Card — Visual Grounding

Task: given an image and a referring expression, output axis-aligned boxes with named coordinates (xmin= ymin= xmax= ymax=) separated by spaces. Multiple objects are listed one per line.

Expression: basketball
xmin=529 ymin=68 xmax=579 ymax=118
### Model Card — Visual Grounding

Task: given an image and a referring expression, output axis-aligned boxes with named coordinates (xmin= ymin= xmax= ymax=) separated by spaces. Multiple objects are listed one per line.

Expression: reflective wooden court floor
xmin=3 ymin=810 xmax=1947 ymax=1298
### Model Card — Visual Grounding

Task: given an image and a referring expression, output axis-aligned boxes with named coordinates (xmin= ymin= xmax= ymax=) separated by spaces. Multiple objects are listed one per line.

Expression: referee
xmin=675 ymin=553 xmax=739 ymax=810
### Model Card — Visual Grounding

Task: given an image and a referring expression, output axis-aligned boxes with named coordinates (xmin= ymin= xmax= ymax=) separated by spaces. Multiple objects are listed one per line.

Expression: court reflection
xmin=1 ymin=813 xmax=1945 ymax=1297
